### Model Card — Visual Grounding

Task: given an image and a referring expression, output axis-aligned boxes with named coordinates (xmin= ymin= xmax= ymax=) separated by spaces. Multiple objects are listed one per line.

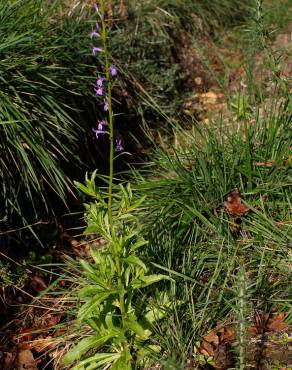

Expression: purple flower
xmin=104 ymin=97 xmax=108 ymax=111
xmin=95 ymin=21 xmax=100 ymax=31
xmin=90 ymin=31 xmax=100 ymax=38
xmin=93 ymin=3 xmax=99 ymax=13
xmin=115 ymin=137 xmax=124 ymax=152
xmin=96 ymin=77 xmax=105 ymax=87
xmin=97 ymin=121 xmax=103 ymax=131
xmin=95 ymin=87 xmax=103 ymax=96
xmin=109 ymin=65 xmax=117 ymax=77
xmin=92 ymin=120 xmax=106 ymax=139
xmin=92 ymin=47 xmax=102 ymax=56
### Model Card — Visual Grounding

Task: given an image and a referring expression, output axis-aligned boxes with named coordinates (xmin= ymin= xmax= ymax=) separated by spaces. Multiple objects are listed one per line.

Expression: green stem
xmin=100 ymin=0 xmax=126 ymax=321
xmin=100 ymin=2 xmax=114 ymax=227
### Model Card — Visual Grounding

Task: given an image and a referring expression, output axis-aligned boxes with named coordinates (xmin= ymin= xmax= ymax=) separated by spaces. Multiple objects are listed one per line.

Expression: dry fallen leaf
xmin=197 ymin=91 xmax=225 ymax=104
xmin=2 ymin=352 xmax=16 ymax=370
xmin=17 ymin=350 xmax=37 ymax=370
xmin=254 ymin=160 xmax=274 ymax=167
xmin=266 ymin=312 xmax=288 ymax=332
xmin=219 ymin=325 xmax=235 ymax=343
xmin=199 ymin=324 xmax=235 ymax=364
xmin=71 ymin=238 xmax=91 ymax=258
xmin=17 ymin=328 xmax=34 ymax=344
xmin=214 ymin=342 xmax=233 ymax=370
xmin=249 ymin=311 xmax=288 ymax=334
xmin=199 ymin=340 xmax=215 ymax=357
xmin=29 ymin=276 xmax=47 ymax=293
xmin=44 ymin=313 xmax=62 ymax=329
xmin=17 ymin=313 xmax=62 ymax=350
xmin=203 ymin=329 xmax=220 ymax=347
xmin=224 ymin=188 xmax=249 ymax=217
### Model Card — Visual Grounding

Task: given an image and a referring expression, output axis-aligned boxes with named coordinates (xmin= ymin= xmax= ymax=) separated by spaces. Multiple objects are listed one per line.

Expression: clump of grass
xmin=0 ymin=0 xmax=98 ymax=237
xmin=129 ymin=97 xmax=291 ymax=365
xmin=129 ymin=0 xmax=292 ymax=358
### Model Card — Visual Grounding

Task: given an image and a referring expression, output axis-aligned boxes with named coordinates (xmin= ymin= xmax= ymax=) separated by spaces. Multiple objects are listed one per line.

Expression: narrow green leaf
xmin=131 ymin=274 xmax=169 ymax=289
xmin=111 ymin=349 xmax=132 ymax=370
xmin=122 ymin=255 xmax=147 ymax=271
xmin=125 ymin=318 xmax=147 ymax=339
xmin=63 ymin=334 xmax=115 ymax=364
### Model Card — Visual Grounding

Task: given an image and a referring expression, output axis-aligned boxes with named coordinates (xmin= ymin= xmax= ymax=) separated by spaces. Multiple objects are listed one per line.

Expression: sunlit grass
xmin=129 ymin=97 xmax=291 ymax=366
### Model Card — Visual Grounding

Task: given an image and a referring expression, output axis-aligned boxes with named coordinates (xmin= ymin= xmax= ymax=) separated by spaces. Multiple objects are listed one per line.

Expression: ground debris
xmin=59 ymin=228 xmax=106 ymax=259
xmin=199 ymin=323 xmax=235 ymax=369
xmin=250 ymin=312 xmax=288 ymax=334
xmin=28 ymin=276 xmax=47 ymax=294
xmin=0 ymin=351 xmax=16 ymax=370
xmin=195 ymin=312 xmax=291 ymax=370
xmin=17 ymin=349 xmax=37 ymax=370
xmin=224 ymin=188 xmax=249 ymax=218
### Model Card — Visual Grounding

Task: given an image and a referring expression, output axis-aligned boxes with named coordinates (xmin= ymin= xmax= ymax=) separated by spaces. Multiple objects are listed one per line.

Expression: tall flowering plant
xmin=90 ymin=0 xmax=123 ymax=223
xmin=64 ymin=2 xmax=170 ymax=369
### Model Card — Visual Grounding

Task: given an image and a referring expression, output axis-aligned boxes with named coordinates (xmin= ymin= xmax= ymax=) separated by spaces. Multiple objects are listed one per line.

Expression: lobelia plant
xmin=63 ymin=2 xmax=170 ymax=369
